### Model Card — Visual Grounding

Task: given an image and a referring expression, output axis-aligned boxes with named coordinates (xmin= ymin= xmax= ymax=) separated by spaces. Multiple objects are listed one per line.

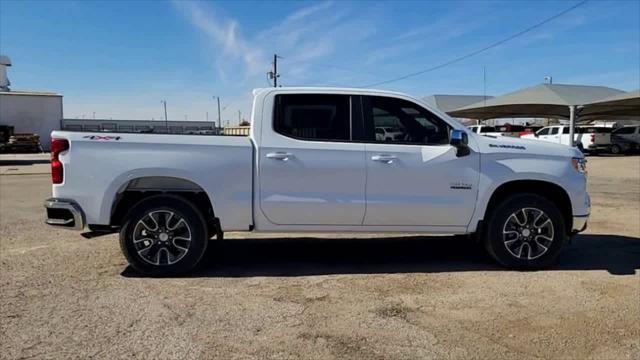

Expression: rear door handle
xmin=371 ymin=154 xmax=397 ymax=164
xmin=266 ymin=152 xmax=293 ymax=161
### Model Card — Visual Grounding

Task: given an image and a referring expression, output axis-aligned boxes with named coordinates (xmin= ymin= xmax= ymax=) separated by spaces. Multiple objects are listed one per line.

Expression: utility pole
xmin=483 ymin=66 xmax=487 ymax=107
xmin=238 ymin=110 xmax=241 ymax=124
xmin=267 ymin=54 xmax=281 ymax=87
xmin=216 ymin=96 xmax=222 ymax=132
xmin=161 ymin=100 xmax=168 ymax=131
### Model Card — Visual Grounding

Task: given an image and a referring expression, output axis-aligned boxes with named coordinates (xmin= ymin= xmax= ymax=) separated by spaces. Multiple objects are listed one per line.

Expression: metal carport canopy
xmin=578 ymin=90 xmax=640 ymax=121
xmin=446 ymin=83 xmax=625 ymax=146
xmin=447 ymin=83 xmax=624 ymax=119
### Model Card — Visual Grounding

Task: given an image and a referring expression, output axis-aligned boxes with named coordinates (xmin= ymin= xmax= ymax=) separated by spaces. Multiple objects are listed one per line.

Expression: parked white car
xmin=521 ymin=125 xmax=611 ymax=153
xmin=45 ymin=87 xmax=590 ymax=275
xmin=467 ymin=125 xmax=504 ymax=137
xmin=375 ymin=127 xmax=404 ymax=141
xmin=468 ymin=124 xmax=524 ymax=137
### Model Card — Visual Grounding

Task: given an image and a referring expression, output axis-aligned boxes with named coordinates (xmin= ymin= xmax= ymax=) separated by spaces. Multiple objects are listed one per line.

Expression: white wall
xmin=0 ymin=93 xmax=63 ymax=150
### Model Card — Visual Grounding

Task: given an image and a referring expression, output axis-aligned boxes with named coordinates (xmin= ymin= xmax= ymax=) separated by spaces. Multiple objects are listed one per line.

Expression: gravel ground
xmin=1 ymin=155 xmax=639 ymax=359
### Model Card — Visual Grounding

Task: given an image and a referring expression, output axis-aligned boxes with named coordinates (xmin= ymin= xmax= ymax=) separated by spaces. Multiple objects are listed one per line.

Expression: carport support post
xmin=569 ymin=105 xmax=576 ymax=147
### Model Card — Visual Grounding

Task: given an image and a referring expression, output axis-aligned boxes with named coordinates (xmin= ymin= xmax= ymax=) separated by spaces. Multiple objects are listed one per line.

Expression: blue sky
xmin=1 ymin=0 xmax=638 ymax=122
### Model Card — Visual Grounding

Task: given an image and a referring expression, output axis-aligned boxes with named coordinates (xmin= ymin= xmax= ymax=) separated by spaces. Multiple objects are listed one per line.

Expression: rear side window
xmin=274 ymin=94 xmax=351 ymax=141
xmin=550 ymin=127 xmax=559 ymax=135
xmin=580 ymin=127 xmax=613 ymax=133
xmin=613 ymin=127 xmax=635 ymax=134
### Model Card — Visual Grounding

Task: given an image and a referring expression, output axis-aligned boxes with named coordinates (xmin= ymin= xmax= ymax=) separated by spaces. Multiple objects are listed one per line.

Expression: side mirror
xmin=450 ymin=129 xmax=470 ymax=157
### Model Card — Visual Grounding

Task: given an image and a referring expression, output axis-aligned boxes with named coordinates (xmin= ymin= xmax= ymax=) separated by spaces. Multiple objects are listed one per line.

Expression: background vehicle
xmin=45 ymin=88 xmax=590 ymax=276
xmin=467 ymin=124 xmax=525 ymax=137
xmin=521 ymin=125 xmax=611 ymax=154
xmin=467 ymin=125 xmax=502 ymax=136
xmin=610 ymin=125 xmax=640 ymax=154
xmin=375 ymin=126 xmax=404 ymax=141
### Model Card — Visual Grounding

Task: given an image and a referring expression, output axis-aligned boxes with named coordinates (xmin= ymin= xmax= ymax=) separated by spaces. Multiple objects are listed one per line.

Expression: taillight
xmin=591 ymin=134 xmax=595 ymax=142
xmin=51 ymin=138 xmax=69 ymax=184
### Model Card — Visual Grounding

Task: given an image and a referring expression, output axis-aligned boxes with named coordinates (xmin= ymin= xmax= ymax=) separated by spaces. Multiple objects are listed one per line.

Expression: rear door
xmin=361 ymin=95 xmax=480 ymax=226
xmin=258 ymin=93 xmax=366 ymax=225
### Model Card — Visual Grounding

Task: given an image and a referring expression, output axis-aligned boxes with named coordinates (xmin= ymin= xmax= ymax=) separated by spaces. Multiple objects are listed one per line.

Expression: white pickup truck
xmin=521 ymin=125 xmax=612 ymax=154
xmin=45 ymin=87 xmax=590 ymax=275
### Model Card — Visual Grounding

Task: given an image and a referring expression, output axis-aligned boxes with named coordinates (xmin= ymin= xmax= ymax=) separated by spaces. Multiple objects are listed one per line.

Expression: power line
xmin=361 ymin=0 xmax=589 ymax=88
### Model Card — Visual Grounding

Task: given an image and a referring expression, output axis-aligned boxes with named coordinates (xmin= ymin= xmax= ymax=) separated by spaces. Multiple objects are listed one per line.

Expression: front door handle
xmin=371 ymin=154 xmax=397 ymax=164
xmin=266 ymin=152 xmax=293 ymax=161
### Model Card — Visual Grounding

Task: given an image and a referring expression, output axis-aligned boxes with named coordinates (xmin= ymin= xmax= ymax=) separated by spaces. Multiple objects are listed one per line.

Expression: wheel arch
xmin=482 ymin=180 xmax=573 ymax=236
xmin=109 ymin=176 xmax=218 ymax=235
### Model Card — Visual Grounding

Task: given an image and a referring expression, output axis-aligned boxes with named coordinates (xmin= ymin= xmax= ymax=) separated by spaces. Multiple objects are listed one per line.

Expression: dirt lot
xmin=1 ymin=155 xmax=639 ymax=359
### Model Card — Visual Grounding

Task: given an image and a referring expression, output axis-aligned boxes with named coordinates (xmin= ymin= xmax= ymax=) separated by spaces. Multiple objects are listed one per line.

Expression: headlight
xmin=572 ymin=157 xmax=587 ymax=174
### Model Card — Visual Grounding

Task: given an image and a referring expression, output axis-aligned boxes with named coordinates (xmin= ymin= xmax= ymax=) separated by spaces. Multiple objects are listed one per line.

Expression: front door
xmin=258 ymin=93 xmax=366 ymax=225
xmin=361 ymin=95 xmax=480 ymax=226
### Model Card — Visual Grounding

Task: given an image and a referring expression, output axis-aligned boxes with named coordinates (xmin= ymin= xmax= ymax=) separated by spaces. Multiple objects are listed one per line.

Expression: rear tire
xmin=483 ymin=193 xmax=566 ymax=270
xmin=610 ymin=144 xmax=621 ymax=155
xmin=120 ymin=195 xmax=208 ymax=276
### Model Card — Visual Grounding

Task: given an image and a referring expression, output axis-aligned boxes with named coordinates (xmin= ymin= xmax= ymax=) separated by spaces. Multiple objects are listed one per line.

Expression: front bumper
xmin=44 ymin=198 xmax=85 ymax=230
xmin=572 ymin=214 xmax=589 ymax=234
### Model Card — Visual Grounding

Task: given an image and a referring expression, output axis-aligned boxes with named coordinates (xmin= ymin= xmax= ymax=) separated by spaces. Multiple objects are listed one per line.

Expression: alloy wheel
xmin=502 ymin=207 xmax=554 ymax=260
xmin=132 ymin=210 xmax=192 ymax=265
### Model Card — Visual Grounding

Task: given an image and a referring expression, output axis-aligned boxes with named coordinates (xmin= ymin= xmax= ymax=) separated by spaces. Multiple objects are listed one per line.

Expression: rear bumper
xmin=44 ymin=198 xmax=85 ymax=230
xmin=572 ymin=214 xmax=589 ymax=234
xmin=587 ymin=144 xmax=609 ymax=150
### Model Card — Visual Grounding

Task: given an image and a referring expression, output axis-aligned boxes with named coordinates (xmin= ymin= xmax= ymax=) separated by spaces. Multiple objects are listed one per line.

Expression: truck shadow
xmin=121 ymin=234 xmax=640 ymax=277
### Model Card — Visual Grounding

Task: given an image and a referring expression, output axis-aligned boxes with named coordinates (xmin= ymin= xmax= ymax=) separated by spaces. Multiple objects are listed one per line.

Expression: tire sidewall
xmin=611 ymin=144 xmax=621 ymax=154
xmin=484 ymin=193 xmax=566 ymax=269
xmin=120 ymin=195 xmax=208 ymax=276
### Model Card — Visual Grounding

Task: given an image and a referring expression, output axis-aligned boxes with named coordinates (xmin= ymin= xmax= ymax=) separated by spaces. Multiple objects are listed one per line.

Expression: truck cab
xmin=522 ymin=125 xmax=611 ymax=153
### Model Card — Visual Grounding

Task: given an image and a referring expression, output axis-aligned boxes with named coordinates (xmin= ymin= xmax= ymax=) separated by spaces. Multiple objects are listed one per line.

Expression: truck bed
xmin=51 ymin=130 xmax=254 ymax=231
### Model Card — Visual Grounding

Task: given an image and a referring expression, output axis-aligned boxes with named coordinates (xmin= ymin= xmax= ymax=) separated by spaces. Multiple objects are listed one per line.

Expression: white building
xmin=0 ymin=55 xmax=63 ymax=151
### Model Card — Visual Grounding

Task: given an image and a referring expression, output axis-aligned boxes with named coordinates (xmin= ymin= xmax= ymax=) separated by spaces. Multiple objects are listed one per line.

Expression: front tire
xmin=483 ymin=194 xmax=566 ymax=270
xmin=120 ymin=195 xmax=208 ymax=276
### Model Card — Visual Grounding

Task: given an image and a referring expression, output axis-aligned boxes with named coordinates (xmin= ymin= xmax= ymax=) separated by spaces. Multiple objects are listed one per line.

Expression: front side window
xmin=537 ymin=128 xmax=550 ymax=136
xmin=274 ymin=94 xmax=351 ymax=141
xmin=365 ymin=96 xmax=450 ymax=145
